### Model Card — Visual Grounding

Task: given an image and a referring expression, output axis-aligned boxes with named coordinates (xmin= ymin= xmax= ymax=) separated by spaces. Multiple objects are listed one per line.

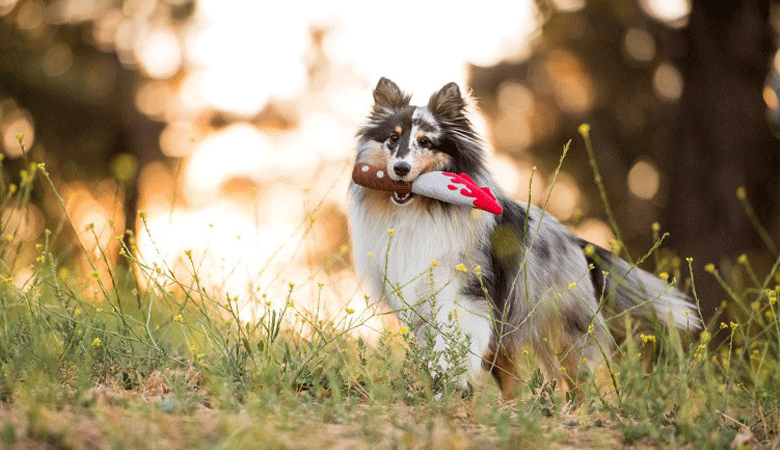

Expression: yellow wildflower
xmin=640 ymin=333 xmax=656 ymax=344
xmin=92 ymin=338 xmax=101 ymax=347
xmin=583 ymin=244 xmax=595 ymax=256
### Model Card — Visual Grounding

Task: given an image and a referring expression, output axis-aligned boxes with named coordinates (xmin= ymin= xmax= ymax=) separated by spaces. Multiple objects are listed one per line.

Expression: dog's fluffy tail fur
xmin=583 ymin=242 xmax=702 ymax=333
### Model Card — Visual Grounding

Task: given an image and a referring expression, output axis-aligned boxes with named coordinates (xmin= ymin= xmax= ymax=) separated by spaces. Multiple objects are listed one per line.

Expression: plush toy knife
xmin=352 ymin=163 xmax=503 ymax=215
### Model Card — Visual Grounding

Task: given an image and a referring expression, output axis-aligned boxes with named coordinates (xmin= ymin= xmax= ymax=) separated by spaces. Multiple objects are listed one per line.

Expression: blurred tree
xmin=471 ymin=0 xmax=779 ymax=318
xmin=0 ymin=1 xmax=182 ymax=258
xmin=662 ymin=0 xmax=777 ymax=318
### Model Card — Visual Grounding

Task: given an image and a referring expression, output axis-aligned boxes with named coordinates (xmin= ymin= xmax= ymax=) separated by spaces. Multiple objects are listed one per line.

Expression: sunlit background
xmin=0 ymin=0 xmax=778 ymax=323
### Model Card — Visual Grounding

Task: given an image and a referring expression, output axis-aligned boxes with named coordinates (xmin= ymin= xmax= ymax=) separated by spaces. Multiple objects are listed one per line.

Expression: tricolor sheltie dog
xmin=348 ymin=77 xmax=700 ymax=398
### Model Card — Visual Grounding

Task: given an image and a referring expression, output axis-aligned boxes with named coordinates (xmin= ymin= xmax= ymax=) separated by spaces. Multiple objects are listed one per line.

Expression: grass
xmin=0 ymin=132 xmax=779 ymax=449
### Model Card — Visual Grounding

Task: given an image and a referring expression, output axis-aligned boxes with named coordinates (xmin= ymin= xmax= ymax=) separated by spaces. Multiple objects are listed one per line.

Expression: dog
xmin=348 ymin=77 xmax=701 ymax=398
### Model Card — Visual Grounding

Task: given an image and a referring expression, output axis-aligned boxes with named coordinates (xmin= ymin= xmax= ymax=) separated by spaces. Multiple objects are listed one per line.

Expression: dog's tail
xmin=580 ymin=240 xmax=702 ymax=332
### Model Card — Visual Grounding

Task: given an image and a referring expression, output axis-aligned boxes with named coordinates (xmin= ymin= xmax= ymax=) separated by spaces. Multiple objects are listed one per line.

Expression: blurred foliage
xmin=0 ymin=0 xmax=778 ymax=318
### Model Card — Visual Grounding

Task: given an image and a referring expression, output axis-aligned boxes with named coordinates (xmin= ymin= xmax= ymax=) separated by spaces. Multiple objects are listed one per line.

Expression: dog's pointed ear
xmin=428 ymin=82 xmax=465 ymax=119
xmin=373 ymin=77 xmax=407 ymax=110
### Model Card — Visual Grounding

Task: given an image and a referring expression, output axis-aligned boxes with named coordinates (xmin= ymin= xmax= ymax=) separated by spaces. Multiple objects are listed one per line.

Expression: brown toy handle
xmin=352 ymin=163 xmax=412 ymax=194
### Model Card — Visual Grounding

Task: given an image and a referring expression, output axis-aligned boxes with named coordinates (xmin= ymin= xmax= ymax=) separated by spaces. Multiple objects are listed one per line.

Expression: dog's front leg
xmin=413 ymin=293 xmax=493 ymax=396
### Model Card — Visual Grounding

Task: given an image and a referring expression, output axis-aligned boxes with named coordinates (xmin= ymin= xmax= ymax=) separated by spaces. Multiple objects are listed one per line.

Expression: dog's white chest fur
xmin=348 ymin=192 xmax=496 ymax=381
xmin=349 ymin=195 xmax=490 ymax=310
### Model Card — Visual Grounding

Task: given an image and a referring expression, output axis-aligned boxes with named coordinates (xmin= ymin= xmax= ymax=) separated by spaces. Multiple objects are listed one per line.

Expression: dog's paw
xmin=432 ymin=379 xmax=473 ymax=402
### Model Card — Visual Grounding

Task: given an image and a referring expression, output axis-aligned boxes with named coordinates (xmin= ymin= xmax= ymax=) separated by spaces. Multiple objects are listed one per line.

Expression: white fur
xmin=349 ymin=190 xmax=495 ymax=386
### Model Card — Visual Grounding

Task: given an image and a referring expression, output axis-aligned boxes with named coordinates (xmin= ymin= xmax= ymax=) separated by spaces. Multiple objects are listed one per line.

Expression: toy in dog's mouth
xmin=391 ymin=191 xmax=414 ymax=205
xmin=351 ymin=162 xmax=503 ymax=215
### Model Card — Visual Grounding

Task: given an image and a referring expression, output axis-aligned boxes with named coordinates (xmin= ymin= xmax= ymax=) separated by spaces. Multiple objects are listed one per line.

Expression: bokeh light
xmin=623 ymin=28 xmax=656 ymax=63
xmin=546 ymin=49 xmax=594 ymax=114
xmin=575 ymin=218 xmax=615 ymax=249
xmin=639 ymin=0 xmax=691 ymax=28
xmin=15 ymin=0 xmax=45 ymax=30
xmin=1 ymin=110 xmax=34 ymax=158
xmin=653 ymin=63 xmax=684 ymax=102
xmin=136 ymin=26 xmax=182 ymax=79
xmin=182 ymin=123 xmax=273 ymax=205
xmin=0 ymin=0 xmax=19 ymax=16
xmin=1 ymin=204 xmax=44 ymax=243
xmin=547 ymin=172 xmax=580 ymax=222
xmin=627 ymin=159 xmax=661 ymax=200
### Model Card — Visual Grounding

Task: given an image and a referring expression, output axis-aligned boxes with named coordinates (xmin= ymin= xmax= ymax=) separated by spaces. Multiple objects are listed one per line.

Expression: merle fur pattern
xmin=348 ymin=78 xmax=701 ymax=397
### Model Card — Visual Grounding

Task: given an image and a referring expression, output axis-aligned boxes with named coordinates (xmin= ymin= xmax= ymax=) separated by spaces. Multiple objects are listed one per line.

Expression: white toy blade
xmin=411 ymin=172 xmax=502 ymax=215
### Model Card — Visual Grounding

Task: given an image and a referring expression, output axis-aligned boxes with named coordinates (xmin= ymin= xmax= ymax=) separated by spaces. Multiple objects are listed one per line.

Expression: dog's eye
xmin=388 ymin=133 xmax=399 ymax=144
xmin=418 ymin=137 xmax=431 ymax=148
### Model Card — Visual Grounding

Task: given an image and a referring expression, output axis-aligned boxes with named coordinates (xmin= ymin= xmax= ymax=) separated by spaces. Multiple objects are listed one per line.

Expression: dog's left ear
xmin=428 ymin=82 xmax=465 ymax=119
xmin=373 ymin=77 xmax=408 ymax=111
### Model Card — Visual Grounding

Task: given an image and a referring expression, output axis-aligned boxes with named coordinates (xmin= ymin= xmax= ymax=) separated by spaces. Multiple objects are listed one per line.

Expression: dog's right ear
xmin=373 ymin=77 xmax=407 ymax=110
xmin=428 ymin=82 xmax=465 ymax=120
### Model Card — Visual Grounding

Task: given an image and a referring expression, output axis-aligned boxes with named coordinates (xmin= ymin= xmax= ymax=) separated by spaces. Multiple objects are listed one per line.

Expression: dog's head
xmin=356 ymin=78 xmax=485 ymax=206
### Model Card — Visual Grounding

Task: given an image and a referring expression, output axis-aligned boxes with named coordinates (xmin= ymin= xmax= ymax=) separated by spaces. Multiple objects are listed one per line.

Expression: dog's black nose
xmin=393 ymin=162 xmax=411 ymax=177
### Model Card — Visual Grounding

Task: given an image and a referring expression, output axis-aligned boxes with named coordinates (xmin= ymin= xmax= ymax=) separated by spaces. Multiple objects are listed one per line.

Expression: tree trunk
xmin=663 ymin=0 xmax=778 ymax=319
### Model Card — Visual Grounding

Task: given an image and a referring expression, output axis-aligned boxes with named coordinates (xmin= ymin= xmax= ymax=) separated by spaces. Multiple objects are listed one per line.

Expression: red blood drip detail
xmin=447 ymin=184 xmax=457 ymax=190
xmin=442 ymin=172 xmax=503 ymax=214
